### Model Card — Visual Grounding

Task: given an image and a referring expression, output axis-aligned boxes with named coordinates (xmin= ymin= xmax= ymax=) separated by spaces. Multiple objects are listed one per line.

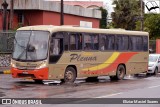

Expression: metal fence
xmin=0 ymin=31 xmax=15 ymax=53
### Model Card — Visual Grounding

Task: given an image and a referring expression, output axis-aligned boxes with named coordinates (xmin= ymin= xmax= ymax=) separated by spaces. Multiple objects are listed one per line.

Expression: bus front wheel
xmin=64 ymin=67 xmax=76 ymax=83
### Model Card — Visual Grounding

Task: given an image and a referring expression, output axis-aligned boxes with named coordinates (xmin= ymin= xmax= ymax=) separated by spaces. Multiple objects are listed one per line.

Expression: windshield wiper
xmin=14 ymin=37 xmax=27 ymax=50
xmin=26 ymin=31 xmax=33 ymax=60
xmin=16 ymin=31 xmax=32 ymax=61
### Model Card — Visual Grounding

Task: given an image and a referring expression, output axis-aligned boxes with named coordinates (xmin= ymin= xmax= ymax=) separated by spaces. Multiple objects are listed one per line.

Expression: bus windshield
xmin=12 ymin=31 xmax=49 ymax=61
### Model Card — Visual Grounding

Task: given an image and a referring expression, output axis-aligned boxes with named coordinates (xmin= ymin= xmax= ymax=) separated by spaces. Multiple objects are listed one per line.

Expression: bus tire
xmin=34 ymin=79 xmax=43 ymax=84
xmin=64 ymin=67 xmax=76 ymax=83
xmin=116 ymin=65 xmax=125 ymax=80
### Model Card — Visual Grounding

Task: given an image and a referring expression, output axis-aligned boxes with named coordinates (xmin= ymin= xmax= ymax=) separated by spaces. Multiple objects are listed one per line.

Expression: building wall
xmin=56 ymin=1 xmax=103 ymax=9
xmin=43 ymin=11 xmax=60 ymax=25
xmin=43 ymin=11 xmax=99 ymax=28
xmin=24 ymin=11 xmax=43 ymax=26
xmin=0 ymin=10 xmax=99 ymax=30
xmin=0 ymin=10 xmax=44 ymax=30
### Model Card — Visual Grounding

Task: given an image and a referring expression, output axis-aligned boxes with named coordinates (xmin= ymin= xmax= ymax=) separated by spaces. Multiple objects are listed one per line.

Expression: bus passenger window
xmin=107 ymin=35 xmax=115 ymax=50
xmin=84 ymin=34 xmax=98 ymax=50
xmin=84 ymin=43 xmax=91 ymax=50
xmin=143 ymin=36 xmax=148 ymax=51
xmin=70 ymin=34 xmax=82 ymax=50
xmin=99 ymin=35 xmax=106 ymax=51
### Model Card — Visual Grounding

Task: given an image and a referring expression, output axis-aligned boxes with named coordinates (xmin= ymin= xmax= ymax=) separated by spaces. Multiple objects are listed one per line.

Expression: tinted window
xmin=115 ymin=35 xmax=129 ymax=51
xmin=84 ymin=34 xmax=98 ymax=50
xmin=129 ymin=36 xmax=143 ymax=51
xmin=99 ymin=35 xmax=106 ymax=50
xmin=106 ymin=35 xmax=115 ymax=50
xmin=137 ymin=36 xmax=143 ymax=50
xmin=99 ymin=34 xmax=115 ymax=51
xmin=64 ymin=32 xmax=69 ymax=51
xmin=143 ymin=36 xmax=148 ymax=51
xmin=70 ymin=33 xmax=82 ymax=50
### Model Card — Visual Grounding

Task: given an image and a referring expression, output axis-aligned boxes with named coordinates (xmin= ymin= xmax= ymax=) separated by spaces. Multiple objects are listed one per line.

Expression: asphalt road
xmin=0 ymin=73 xmax=160 ymax=107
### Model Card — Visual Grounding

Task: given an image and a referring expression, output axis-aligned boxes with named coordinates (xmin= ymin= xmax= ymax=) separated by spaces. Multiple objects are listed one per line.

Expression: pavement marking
xmin=95 ymin=92 xmax=123 ymax=98
xmin=148 ymin=85 xmax=160 ymax=89
xmin=71 ymin=92 xmax=123 ymax=104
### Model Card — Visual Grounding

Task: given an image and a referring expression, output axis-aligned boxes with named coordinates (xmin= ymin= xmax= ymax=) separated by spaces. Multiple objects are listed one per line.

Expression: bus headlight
xmin=36 ymin=61 xmax=47 ymax=69
xmin=11 ymin=62 xmax=16 ymax=68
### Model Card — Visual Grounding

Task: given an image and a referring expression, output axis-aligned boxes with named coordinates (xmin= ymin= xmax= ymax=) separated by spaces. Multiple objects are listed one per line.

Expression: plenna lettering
xmin=70 ymin=54 xmax=97 ymax=62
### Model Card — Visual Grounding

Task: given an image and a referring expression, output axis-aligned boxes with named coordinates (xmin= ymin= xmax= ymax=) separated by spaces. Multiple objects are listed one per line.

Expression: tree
xmin=111 ymin=0 xmax=141 ymax=30
xmin=99 ymin=7 xmax=108 ymax=28
xmin=144 ymin=14 xmax=160 ymax=39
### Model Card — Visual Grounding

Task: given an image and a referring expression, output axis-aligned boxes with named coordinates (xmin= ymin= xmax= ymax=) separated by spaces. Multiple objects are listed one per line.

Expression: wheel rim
xmin=65 ymin=70 xmax=73 ymax=81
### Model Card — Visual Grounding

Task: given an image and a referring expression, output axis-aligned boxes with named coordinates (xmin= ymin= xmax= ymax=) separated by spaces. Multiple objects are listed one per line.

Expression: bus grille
xmin=18 ymin=73 xmax=35 ymax=78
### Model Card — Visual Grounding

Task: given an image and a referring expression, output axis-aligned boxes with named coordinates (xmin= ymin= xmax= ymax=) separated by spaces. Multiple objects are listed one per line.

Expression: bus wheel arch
xmin=63 ymin=65 xmax=77 ymax=83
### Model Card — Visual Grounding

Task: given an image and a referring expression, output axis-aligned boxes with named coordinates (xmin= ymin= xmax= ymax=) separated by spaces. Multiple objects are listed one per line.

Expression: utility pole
xmin=60 ymin=0 xmax=64 ymax=25
xmin=2 ymin=0 xmax=8 ymax=31
xmin=10 ymin=0 xmax=14 ymax=30
xmin=140 ymin=0 xmax=144 ymax=31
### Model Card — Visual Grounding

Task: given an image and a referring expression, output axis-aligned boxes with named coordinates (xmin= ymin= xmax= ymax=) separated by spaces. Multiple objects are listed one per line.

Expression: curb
xmin=0 ymin=70 xmax=11 ymax=74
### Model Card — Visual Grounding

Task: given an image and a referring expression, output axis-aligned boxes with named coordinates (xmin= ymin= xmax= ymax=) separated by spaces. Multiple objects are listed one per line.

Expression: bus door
xmin=50 ymin=37 xmax=63 ymax=63
xmin=49 ymin=33 xmax=64 ymax=79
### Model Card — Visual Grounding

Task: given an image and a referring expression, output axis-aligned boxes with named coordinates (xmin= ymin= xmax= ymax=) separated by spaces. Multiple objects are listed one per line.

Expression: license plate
xmin=22 ymin=71 xmax=28 ymax=74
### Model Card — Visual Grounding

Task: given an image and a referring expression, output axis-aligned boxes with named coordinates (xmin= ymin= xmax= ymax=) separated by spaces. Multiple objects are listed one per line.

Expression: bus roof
xmin=17 ymin=25 xmax=149 ymax=36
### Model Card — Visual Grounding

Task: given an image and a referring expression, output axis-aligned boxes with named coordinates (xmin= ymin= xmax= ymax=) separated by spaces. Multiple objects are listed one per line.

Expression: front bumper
xmin=11 ymin=67 xmax=49 ymax=80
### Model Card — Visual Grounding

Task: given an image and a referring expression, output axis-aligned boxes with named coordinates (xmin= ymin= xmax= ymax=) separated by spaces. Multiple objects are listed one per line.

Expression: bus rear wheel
xmin=116 ymin=65 xmax=125 ymax=80
xmin=64 ymin=67 xmax=76 ymax=83
xmin=110 ymin=65 xmax=125 ymax=81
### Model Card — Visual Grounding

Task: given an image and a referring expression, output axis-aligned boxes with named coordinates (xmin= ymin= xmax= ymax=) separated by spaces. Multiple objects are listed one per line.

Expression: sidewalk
xmin=0 ymin=67 xmax=11 ymax=74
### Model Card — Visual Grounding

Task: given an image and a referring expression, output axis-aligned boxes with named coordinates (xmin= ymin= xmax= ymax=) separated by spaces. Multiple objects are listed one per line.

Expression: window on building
xmin=18 ymin=13 xmax=24 ymax=25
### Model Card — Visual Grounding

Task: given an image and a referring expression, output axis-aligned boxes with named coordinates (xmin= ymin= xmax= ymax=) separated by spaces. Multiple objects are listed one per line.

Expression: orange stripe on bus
xmin=82 ymin=52 xmax=138 ymax=74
